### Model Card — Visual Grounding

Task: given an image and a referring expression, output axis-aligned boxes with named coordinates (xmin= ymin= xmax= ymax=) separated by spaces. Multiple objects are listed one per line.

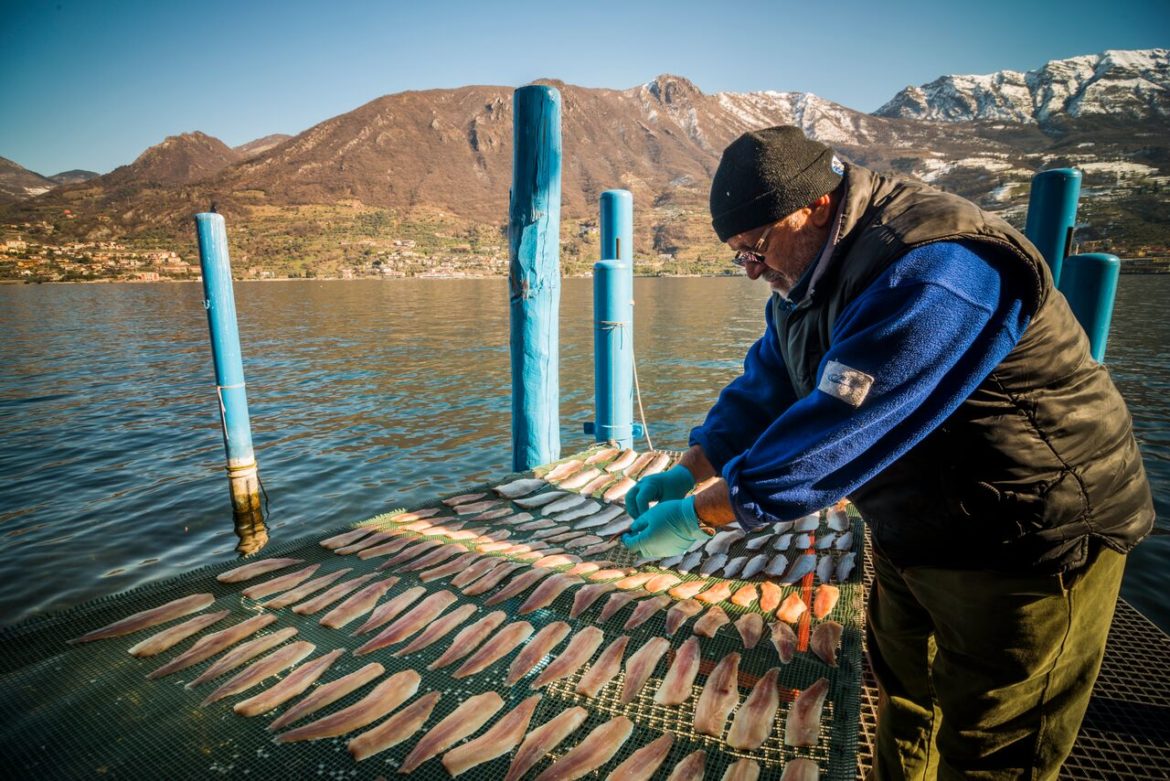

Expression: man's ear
xmin=809 ymin=193 xmax=835 ymax=228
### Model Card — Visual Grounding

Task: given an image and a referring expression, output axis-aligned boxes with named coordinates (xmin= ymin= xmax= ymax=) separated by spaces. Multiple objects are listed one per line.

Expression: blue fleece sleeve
xmin=723 ymin=241 xmax=1033 ymax=529
xmin=688 ymin=301 xmax=798 ymax=472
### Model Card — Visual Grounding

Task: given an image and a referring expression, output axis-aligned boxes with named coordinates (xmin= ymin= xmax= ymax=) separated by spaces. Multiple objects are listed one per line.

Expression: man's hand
xmin=621 ymin=496 xmax=703 ymax=559
xmin=626 ymin=464 xmax=696 ymax=518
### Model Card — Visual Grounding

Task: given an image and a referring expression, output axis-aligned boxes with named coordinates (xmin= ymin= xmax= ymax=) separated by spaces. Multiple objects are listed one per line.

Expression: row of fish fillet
xmin=65 ymin=449 xmax=853 ymax=778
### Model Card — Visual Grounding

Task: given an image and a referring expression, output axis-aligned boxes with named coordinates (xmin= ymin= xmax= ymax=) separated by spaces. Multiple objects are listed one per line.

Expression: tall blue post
xmin=1025 ymin=168 xmax=1082 ymax=286
xmin=1059 ymin=253 xmax=1121 ymax=362
xmin=509 ymin=85 xmax=562 ymax=472
xmin=600 ymin=189 xmax=634 ymax=284
xmin=593 ymin=259 xmax=634 ymax=448
xmin=194 ymin=213 xmax=263 ymax=542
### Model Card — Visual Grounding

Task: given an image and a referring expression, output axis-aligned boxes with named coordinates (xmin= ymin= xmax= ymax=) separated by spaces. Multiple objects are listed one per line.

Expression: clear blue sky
xmin=2 ymin=0 xmax=1166 ymax=175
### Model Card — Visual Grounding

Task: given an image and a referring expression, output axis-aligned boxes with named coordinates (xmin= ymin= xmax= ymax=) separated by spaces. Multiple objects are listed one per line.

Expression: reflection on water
xmin=0 ymin=276 xmax=1165 ymax=631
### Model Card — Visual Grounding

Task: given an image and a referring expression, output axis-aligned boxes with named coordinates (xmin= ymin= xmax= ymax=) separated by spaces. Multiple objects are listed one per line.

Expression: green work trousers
xmin=867 ymin=544 xmax=1126 ymax=781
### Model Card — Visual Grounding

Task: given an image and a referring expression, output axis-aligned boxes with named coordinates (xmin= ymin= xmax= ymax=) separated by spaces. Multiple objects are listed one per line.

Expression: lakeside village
xmin=3 ymin=219 xmax=1168 ymax=283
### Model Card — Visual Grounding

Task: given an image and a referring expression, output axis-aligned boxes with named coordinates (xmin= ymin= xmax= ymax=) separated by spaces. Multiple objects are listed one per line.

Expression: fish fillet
xmin=401 ymin=545 xmax=465 ymax=573
xmin=835 ymin=552 xmax=856 ymax=582
xmin=320 ymin=527 xmax=375 ymax=550
xmin=515 ymin=490 xmax=571 ymax=509
xmin=552 ymin=501 xmax=603 ymax=523
xmin=427 ymin=610 xmax=507 ymax=670
xmin=450 ymin=556 xmax=506 ymax=588
xmin=544 ymin=460 xmax=583 ymax=481
xmin=759 ymin=581 xmax=783 ymax=613
xmin=654 ymin=636 xmax=700 ymax=705
xmin=563 ymin=534 xmax=605 ymax=550
xmin=603 ymin=477 xmax=637 ymax=503
xmin=645 ymin=573 xmax=682 ymax=593
xmin=494 ymin=478 xmax=546 ymax=498
xmin=533 ymin=553 xmax=581 ymax=569
xmin=810 ymin=620 xmax=843 ymax=667
xmin=506 ymin=621 xmax=570 ymax=684
xmin=776 ymin=593 xmax=808 ymax=624
xmin=585 ymin=447 xmax=620 ymax=465
xmin=599 ymin=591 xmax=638 ymax=622
xmin=827 ymin=507 xmax=849 ymax=531
xmin=700 ymin=553 xmax=728 ymax=576
xmin=620 ymin=637 xmax=670 ymax=704
xmin=741 ymin=553 xmax=769 ymax=578
xmin=462 ymin=562 xmax=526 ymax=596
xmin=567 ymin=583 xmax=613 ymax=619
xmin=785 ymin=677 xmax=830 ymax=746
xmin=795 ymin=513 xmax=820 ymax=532
xmin=722 ymin=556 xmax=748 ymax=579
xmin=485 ymin=567 xmax=553 ymax=606
xmin=705 ymin=529 xmax=745 ymax=556
xmin=127 ymin=610 xmax=229 ymax=658
xmin=267 ymin=661 xmax=384 ymax=731
xmin=596 ymin=516 xmax=633 ymax=536
xmin=816 ymin=554 xmax=834 ymax=584
xmin=559 ymin=467 xmax=602 ymax=491
xmin=393 ymin=603 xmax=477 ymax=657
xmin=571 ymin=504 xmax=626 ymax=529
xmin=536 ymin=529 xmax=584 ymax=544
xmin=622 ymin=451 xmax=656 ymax=479
xmin=336 ymin=531 xmax=396 ymax=556
xmin=581 ymin=540 xmax=619 ymax=556
xmin=532 ymin=627 xmax=604 ymax=688
xmin=241 ymin=565 xmax=321 ymax=600
xmin=782 ymin=553 xmax=817 ymax=584
xmin=731 ymin=584 xmax=758 ymax=607
xmin=812 ymin=585 xmax=839 ymax=619
xmin=202 ymin=640 xmax=315 ymax=706
xmin=721 ymin=759 xmax=761 ymax=781
xmin=576 ymin=635 xmax=629 ymax=697
xmin=694 ymin=651 xmax=740 ymax=737
xmin=276 ymin=668 xmax=421 ymax=742
xmin=693 ymin=605 xmax=730 ymax=637
xmin=668 ymin=580 xmax=707 ymax=600
xmin=216 ymin=558 xmax=303 ymax=584
xmin=744 ymin=534 xmax=773 ymax=551
xmin=185 ymin=626 xmax=299 ymax=688
xmin=148 ymin=613 xmax=275 ymax=679
xmin=233 ymin=648 xmax=344 ymax=717
xmin=518 ymin=518 xmax=558 ymax=532
xmin=726 ymin=667 xmax=780 ymax=749
xmin=398 ymin=691 xmax=505 ymax=773
xmin=834 ymin=531 xmax=854 ymax=551
xmin=695 ymin=581 xmax=732 ymax=604
xmin=352 ymin=585 xmax=425 ymax=634
xmin=734 ymin=613 xmax=765 ymax=649
xmin=665 ymin=750 xmax=707 ymax=781
xmin=765 ymin=553 xmax=790 ymax=576
xmin=639 ymin=452 xmax=672 ymax=477
xmin=376 ymin=539 xmax=440 ymax=568
xmin=418 ymin=553 xmax=479 ymax=583
xmin=354 ymin=590 xmax=458 ymax=655
xmin=770 ymin=621 xmax=797 ymax=664
xmin=452 ymin=620 xmax=534 ymax=678
xmin=263 ymin=569 xmax=352 ymax=609
xmin=292 ymin=573 xmax=377 ymax=615
xmin=605 ymin=449 xmax=639 ymax=473
xmin=319 ymin=576 xmax=400 ymax=629
xmin=444 ymin=492 xmax=486 ymax=506
xmin=455 ymin=500 xmax=501 ymax=516
xmin=565 ymin=561 xmax=602 ymax=576
xmin=354 ymin=535 xmax=413 ymax=559
xmin=503 ymin=707 xmax=588 ymax=781
xmin=472 ymin=506 xmax=517 ymax=521
xmin=588 ymin=567 xmax=631 ymax=581
xmin=70 ymin=593 xmax=216 ymax=644
xmin=532 ymin=715 xmax=632 ymax=781
xmin=623 ymin=594 xmax=671 ymax=630
xmin=665 ymin=599 xmax=704 ymax=635
xmin=441 ymin=694 xmax=541 ymax=776
xmin=580 ymin=472 xmax=616 ymax=496
xmin=348 ymin=690 xmax=441 ymax=761
xmin=780 ymin=757 xmax=820 ymax=781
xmin=607 ymin=732 xmax=674 ymax=781
xmin=615 ymin=572 xmax=655 ymax=590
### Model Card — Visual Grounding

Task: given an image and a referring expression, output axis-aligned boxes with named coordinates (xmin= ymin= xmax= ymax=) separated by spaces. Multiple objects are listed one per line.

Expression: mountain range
xmin=2 ymin=48 xmax=1166 ymax=278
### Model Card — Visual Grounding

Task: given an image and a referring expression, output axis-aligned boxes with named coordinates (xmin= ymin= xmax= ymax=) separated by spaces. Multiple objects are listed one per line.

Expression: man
xmin=620 ymin=126 xmax=1154 ymax=780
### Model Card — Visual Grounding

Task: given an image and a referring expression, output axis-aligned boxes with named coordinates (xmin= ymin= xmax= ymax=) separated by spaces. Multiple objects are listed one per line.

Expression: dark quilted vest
xmin=772 ymin=166 xmax=1154 ymax=573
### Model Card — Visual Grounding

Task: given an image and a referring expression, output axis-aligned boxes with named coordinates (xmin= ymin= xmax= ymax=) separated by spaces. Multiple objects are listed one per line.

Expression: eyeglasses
xmin=732 ymin=223 xmax=775 ymax=267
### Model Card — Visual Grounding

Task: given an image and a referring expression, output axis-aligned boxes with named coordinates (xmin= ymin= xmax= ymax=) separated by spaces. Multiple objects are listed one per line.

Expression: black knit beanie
xmin=710 ymin=126 xmax=844 ymax=242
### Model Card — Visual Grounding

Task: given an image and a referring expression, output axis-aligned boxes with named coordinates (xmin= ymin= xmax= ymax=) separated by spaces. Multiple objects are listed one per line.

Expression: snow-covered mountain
xmin=875 ymin=49 xmax=1170 ymax=124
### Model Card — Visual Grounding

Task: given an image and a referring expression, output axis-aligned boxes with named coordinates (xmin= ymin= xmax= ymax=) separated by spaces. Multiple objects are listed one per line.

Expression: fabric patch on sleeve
xmin=818 ymin=360 xmax=874 ymax=407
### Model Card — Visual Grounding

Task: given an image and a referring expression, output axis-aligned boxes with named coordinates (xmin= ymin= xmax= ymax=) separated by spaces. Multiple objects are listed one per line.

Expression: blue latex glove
xmin=621 ymin=496 xmax=703 ymax=559
xmin=626 ymin=464 xmax=696 ymax=519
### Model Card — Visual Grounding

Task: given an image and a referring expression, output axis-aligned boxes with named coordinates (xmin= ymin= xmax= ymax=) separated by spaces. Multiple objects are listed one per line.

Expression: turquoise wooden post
xmin=593 ymin=259 xmax=633 ymax=448
xmin=1025 ymin=168 xmax=1082 ymax=285
xmin=600 ymin=189 xmax=634 ymax=284
xmin=508 ymin=85 xmax=562 ymax=472
xmin=194 ymin=213 xmax=263 ymax=533
xmin=1059 ymin=253 xmax=1121 ymax=362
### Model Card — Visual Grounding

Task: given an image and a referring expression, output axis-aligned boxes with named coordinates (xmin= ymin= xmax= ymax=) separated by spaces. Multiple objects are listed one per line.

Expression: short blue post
xmin=508 ymin=85 xmax=562 ymax=472
xmin=1059 ymin=253 xmax=1121 ymax=362
xmin=593 ymin=259 xmax=634 ymax=448
xmin=1025 ymin=168 xmax=1082 ymax=285
xmin=194 ymin=213 xmax=263 ymax=526
xmin=600 ymin=189 xmax=634 ymax=284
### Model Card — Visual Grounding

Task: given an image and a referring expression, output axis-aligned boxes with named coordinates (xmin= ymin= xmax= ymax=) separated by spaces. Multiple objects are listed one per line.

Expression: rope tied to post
xmin=215 ymin=382 xmax=246 ymax=442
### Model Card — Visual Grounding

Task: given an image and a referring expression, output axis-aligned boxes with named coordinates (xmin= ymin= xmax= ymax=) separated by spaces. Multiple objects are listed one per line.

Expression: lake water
xmin=1 ymin=276 xmax=1166 ymax=633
